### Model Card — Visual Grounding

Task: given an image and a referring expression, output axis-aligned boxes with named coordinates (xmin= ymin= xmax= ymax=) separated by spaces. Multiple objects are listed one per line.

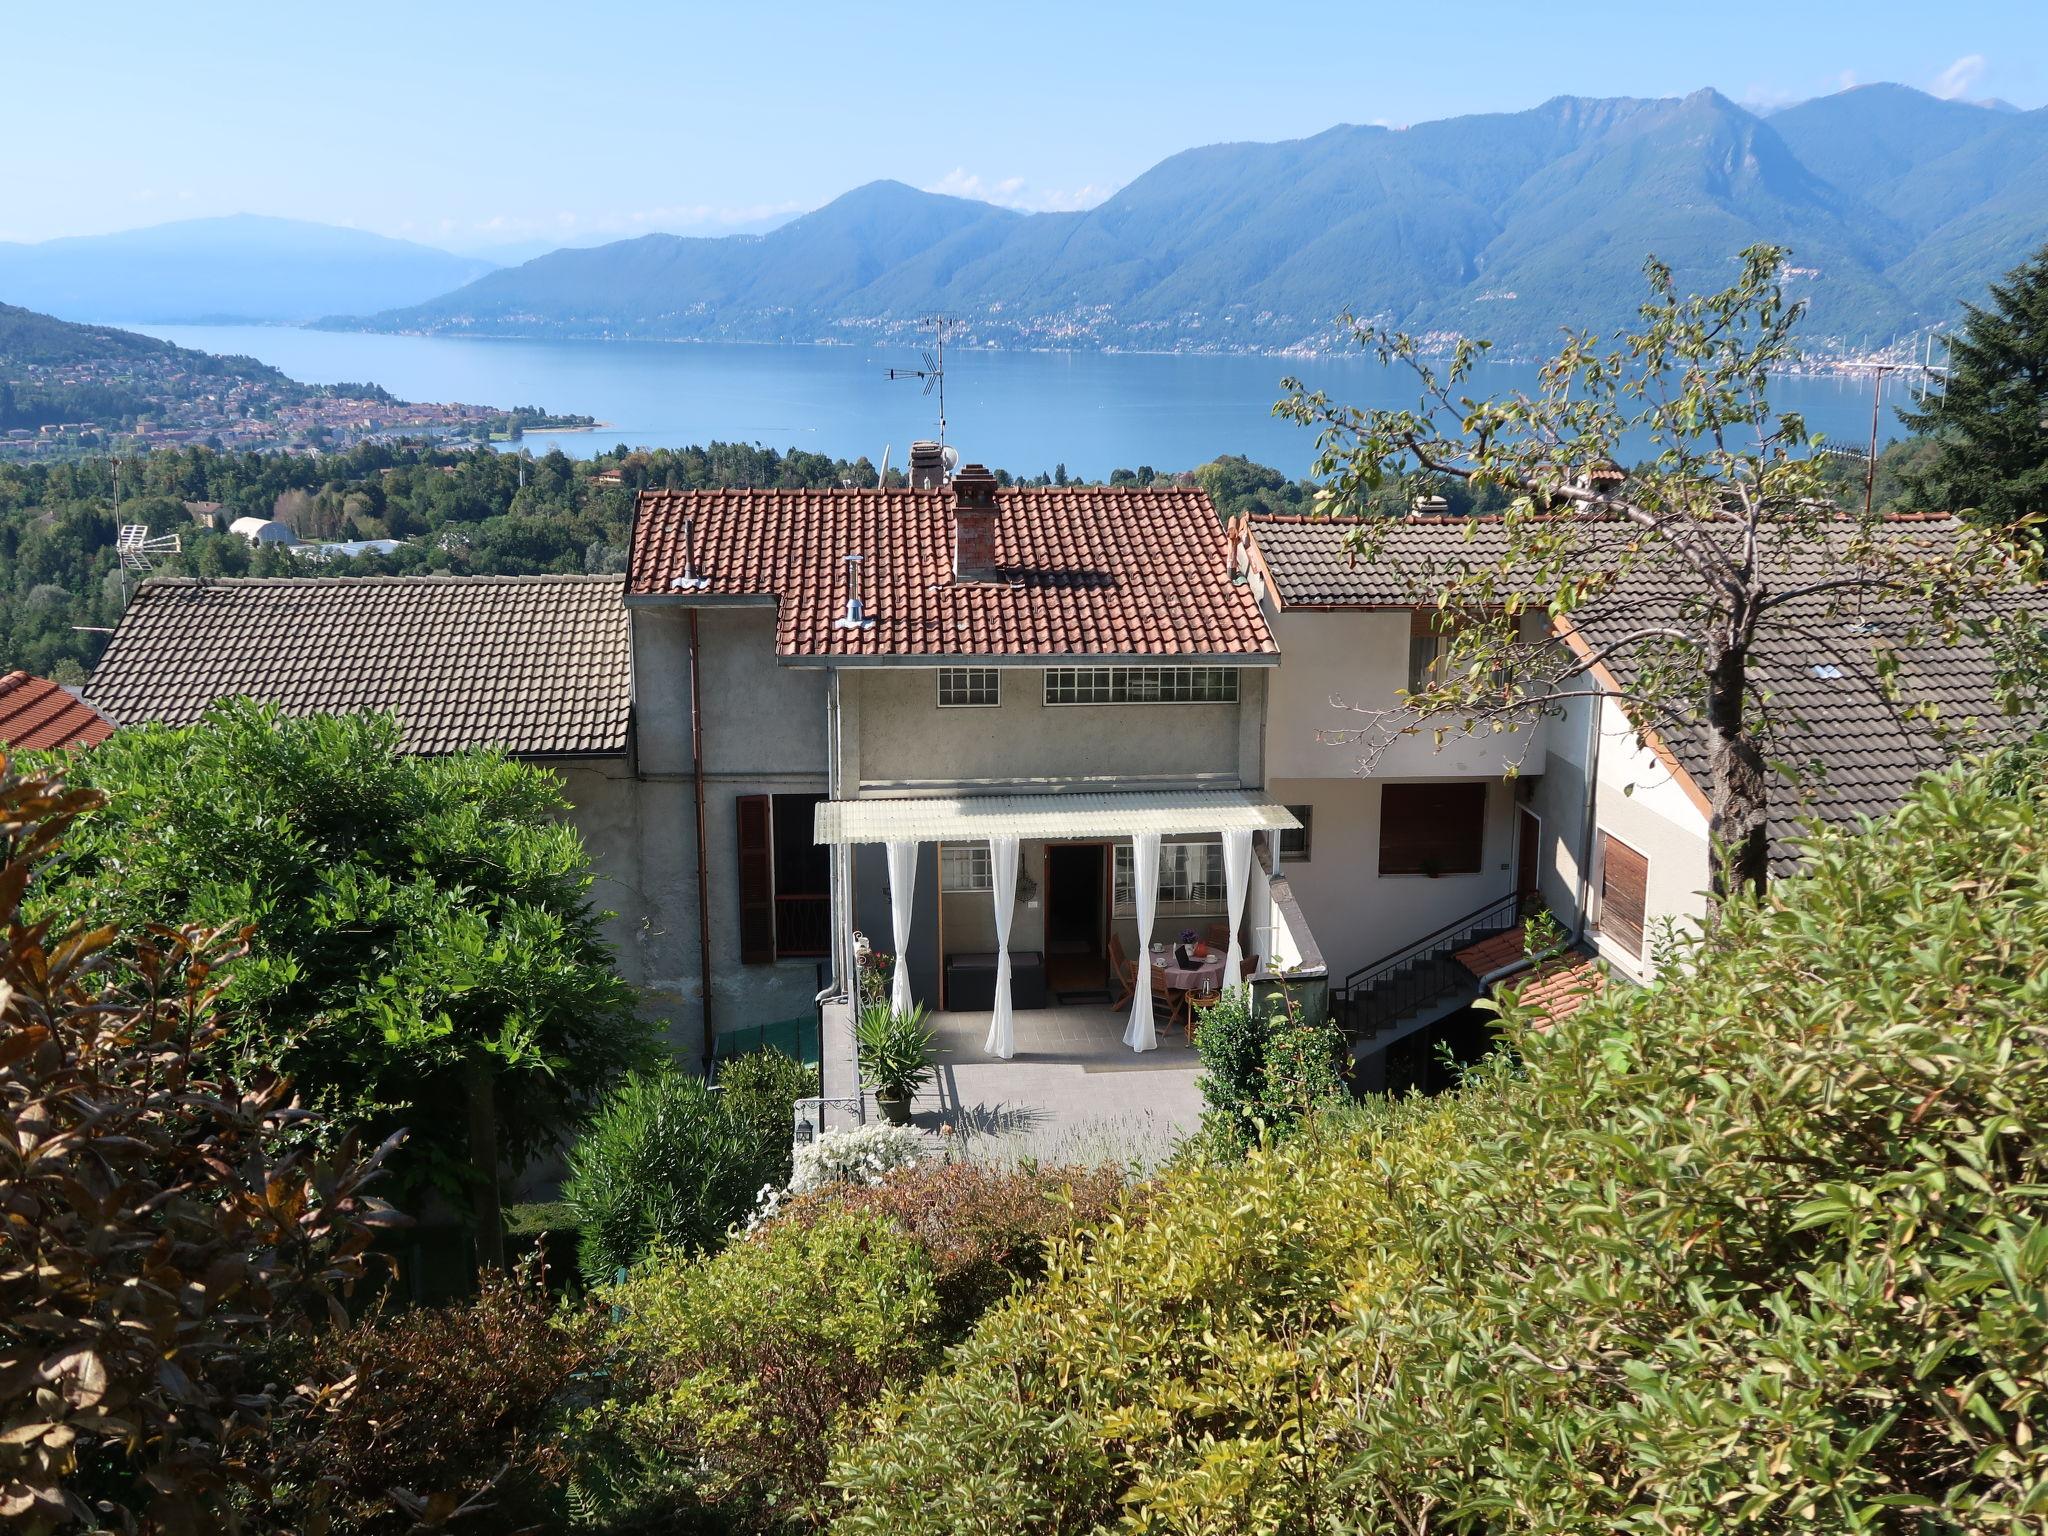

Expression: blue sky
xmin=4 ymin=0 xmax=2042 ymax=251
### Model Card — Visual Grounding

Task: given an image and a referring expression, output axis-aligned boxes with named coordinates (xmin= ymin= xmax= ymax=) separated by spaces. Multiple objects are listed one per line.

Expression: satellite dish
xmin=940 ymin=444 xmax=961 ymax=474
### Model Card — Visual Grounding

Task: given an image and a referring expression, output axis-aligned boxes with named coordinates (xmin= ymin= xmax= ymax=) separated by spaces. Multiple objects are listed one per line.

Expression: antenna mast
xmin=885 ymin=314 xmax=953 ymax=444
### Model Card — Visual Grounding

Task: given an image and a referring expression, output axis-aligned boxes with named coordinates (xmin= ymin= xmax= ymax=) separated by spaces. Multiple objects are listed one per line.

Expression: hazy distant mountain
xmin=336 ymin=86 xmax=2047 ymax=354
xmin=0 ymin=216 xmax=496 ymax=325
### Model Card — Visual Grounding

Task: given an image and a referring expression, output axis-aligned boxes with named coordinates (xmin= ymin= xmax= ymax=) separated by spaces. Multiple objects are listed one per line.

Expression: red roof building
xmin=627 ymin=472 xmax=1276 ymax=663
xmin=0 ymin=671 xmax=115 ymax=751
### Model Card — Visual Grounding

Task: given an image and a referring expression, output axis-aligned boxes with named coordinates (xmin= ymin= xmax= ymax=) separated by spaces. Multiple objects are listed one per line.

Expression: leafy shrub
xmin=785 ymin=1122 xmax=939 ymax=1197
xmin=715 ymin=1047 xmax=818 ymax=1186
xmin=832 ymin=750 xmax=2048 ymax=1532
xmin=763 ymin=1160 xmax=1127 ymax=1338
xmin=256 ymin=1263 xmax=597 ymax=1534
xmin=0 ymin=754 xmax=399 ymax=1534
xmin=591 ymin=1211 xmax=938 ymax=1529
xmin=852 ymin=1002 xmax=935 ymax=1101
xmin=1193 ymin=984 xmax=1348 ymax=1151
xmin=31 ymin=702 xmax=654 ymax=1200
xmin=562 ymin=1068 xmax=783 ymax=1285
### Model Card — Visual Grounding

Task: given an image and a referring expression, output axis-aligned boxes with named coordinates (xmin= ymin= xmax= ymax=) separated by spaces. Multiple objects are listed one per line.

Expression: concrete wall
xmin=1265 ymin=609 xmax=1547 ymax=781
xmin=1530 ymin=692 xmax=1710 ymax=982
xmin=1264 ymin=774 xmax=1521 ymax=987
xmin=845 ymin=665 xmax=1263 ymax=790
xmin=625 ymin=605 xmax=835 ymax=1047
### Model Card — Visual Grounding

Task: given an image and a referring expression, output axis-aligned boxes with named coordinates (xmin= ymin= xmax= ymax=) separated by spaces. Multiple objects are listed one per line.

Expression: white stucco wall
xmin=1265 ymin=774 xmax=1521 ymax=986
xmin=1265 ymin=609 xmax=1548 ymax=782
xmin=1532 ymin=692 xmax=1711 ymax=982
xmin=846 ymin=665 xmax=1263 ymax=790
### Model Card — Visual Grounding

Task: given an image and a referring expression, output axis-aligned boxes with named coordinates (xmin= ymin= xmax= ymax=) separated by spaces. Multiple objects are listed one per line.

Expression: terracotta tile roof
xmin=87 ymin=576 xmax=629 ymax=757
xmin=1250 ymin=513 xmax=2033 ymax=871
xmin=0 ymin=672 xmax=114 ymax=750
xmin=628 ymin=485 xmax=1277 ymax=661
xmin=1453 ymin=924 xmax=1606 ymax=1030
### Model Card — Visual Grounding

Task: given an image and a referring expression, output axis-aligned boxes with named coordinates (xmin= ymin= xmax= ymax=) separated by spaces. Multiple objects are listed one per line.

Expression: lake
xmin=135 ymin=324 xmax=1912 ymax=481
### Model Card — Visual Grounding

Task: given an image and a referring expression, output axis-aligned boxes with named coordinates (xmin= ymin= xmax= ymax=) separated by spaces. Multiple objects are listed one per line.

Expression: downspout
xmin=1572 ymin=690 xmax=1603 ymax=944
xmin=689 ymin=609 xmax=715 ymax=1075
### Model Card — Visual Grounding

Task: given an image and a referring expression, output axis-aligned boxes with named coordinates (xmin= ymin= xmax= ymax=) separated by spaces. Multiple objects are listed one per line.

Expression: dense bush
xmin=765 ymin=1161 xmax=1127 ymax=1338
xmin=592 ymin=1211 xmax=939 ymax=1529
xmin=1192 ymin=984 xmax=1349 ymax=1151
xmin=831 ymin=749 xmax=2048 ymax=1533
xmin=33 ymin=703 xmax=652 ymax=1203
xmin=255 ymin=1263 xmax=596 ymax=1534
xmin=0 ymin=754 xmax=399 ymax=1533
xmin=715 ymin=1047 xmax=819 ymax=1189
xmin=562 ymin=1067 xmax=785 ymax=1284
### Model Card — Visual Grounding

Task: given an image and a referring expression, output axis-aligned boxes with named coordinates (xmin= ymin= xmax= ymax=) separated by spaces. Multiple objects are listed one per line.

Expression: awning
xmin=813 ymin=788 xmax=1300 ymax=846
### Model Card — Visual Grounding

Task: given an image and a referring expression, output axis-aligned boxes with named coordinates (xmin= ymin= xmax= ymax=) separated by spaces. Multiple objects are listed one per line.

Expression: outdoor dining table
xmin=1150 ymin=947 xmax=1227 ymax=1029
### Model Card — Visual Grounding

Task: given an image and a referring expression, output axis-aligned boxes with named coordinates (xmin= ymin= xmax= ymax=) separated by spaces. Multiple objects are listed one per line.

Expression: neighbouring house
xmin=81 ymin=575 xmax=700 ymax=1051
xmin=0 ymin=670 xmax=115 ymax=751
xmin=1240 ymin=508 xmax=2028 ymax=1079
xmin=623 ymin=445 xmax=1311 ymax=1133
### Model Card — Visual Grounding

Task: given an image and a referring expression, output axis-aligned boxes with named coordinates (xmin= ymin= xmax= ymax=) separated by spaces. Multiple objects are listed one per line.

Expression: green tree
xmin=1898 ymin=241 xmax=2048 ymax=528
xmin=1280 ymin=245 xmax=2042 ymax=902
xmin=31 ymin=702 xmax=653 ymax=1222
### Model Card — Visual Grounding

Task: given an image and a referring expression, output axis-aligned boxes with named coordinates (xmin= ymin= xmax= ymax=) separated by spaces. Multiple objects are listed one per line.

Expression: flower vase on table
xmin=1174 ymin=930 xmax=1197 ymax=970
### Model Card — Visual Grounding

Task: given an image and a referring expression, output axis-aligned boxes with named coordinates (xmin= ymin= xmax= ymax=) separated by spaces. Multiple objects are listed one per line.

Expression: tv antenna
xmin=886 ymin=314 xmax=953 ymax=444
xmin=114 ymin=523 xmax=182 ymax=609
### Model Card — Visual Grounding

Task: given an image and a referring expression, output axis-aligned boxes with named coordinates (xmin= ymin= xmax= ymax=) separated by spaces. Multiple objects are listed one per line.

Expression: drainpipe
xmin=688 ymin=610 xmax=715 ymax=1075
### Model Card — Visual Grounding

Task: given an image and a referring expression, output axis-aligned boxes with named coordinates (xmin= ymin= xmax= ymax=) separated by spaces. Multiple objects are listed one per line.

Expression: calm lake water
xmin=136 ymin=324 xmax=1910 ymax=480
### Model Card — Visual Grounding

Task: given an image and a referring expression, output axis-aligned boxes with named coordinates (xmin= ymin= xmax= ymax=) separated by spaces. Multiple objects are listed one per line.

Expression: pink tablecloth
xmin=1151 ymin=949 xmax=1227 ymax=992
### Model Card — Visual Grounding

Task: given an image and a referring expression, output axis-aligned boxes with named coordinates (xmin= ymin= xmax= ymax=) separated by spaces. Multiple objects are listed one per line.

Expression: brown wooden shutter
xmin=1598 ymin=833 xmax=1648 ymax=959
xmin=736 ymin=794 xmax=776 ymax=964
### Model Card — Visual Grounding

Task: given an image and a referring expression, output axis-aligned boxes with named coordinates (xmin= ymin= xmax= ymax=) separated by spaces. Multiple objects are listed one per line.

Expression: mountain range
xmin=0 ymin=215 xmax=496 ymax=325
xmin=329 ymin=84 xmax=2048 ymax=355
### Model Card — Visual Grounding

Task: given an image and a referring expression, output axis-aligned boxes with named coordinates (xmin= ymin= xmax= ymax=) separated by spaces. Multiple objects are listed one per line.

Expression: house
xmin=1240 ymin=508 xmax=2026 ymax=1078
xmin=0 ymin=671 xmax=114 ymax=751
xmin=80 ymin=575 xmax=699 ymax=1049
xmin=623 ymin=445 xmax=1312 ymax=1128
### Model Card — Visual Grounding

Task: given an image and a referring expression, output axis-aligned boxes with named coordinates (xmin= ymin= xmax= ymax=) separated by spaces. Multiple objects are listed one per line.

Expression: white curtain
xmin=886 ymin=840 xmax=917 ymax=1016
xmin=984 ymin=837 xmax=1020 ymax=1058
xmin=1222 ymin=828 xmax=1253 ymax=992
xmin=1122 ymin=831 xmax=1161 ymax=1053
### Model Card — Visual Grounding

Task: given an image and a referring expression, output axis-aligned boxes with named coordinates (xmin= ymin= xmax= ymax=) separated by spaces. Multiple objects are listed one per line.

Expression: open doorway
xmin=1043 ymin=842 xmax=1108 ymax=997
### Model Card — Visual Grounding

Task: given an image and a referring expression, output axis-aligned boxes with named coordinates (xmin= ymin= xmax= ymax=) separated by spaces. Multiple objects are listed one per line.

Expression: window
xmin=1407 ymin=609 xmax=1450 ymax=695
xmin=1377 ymin=782 xmax=1487 ymax=875
xmin=1278 ymin=805 xmax=1313 ymax=861
xmin=1113 ymin=838 xmax=1225 ymax=917
xmin=736 ymin=793 xmax=830 ymax=963
xmin=937 ymin=667 xmax=1000 ymax=707
xmin=1597 ymin=832 xmax=1649 ymax=960
xmin=1043 ymin=666 xmax=1239 ymax=705
xmin=940 ymin=842 xmax=992 ymax=892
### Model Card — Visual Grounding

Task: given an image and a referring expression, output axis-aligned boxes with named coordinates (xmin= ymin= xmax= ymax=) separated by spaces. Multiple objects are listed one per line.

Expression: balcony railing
xmin=1333 ymin=890 xmax=1526 ymax=1040
xmin=775 ymin=893 xmax=831 ymax=959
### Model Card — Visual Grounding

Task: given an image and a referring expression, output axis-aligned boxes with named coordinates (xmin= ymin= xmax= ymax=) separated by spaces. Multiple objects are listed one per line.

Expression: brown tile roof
xmin=628 ymin=485 xmax=1277 ymax=661
xmin=1251 ymin=512 xmax=2033 ymax=872
xmin=1453 ymin=925 xmax=1606 ymax=1029
xmin=87 ymin=576 xmax=629 ymax=757
xmin=0 ymin=672 xmax=114 ymax=750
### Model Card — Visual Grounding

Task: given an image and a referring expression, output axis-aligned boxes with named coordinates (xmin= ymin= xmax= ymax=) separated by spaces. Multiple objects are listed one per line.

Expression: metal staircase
xmin=1333 ymin=892 xmax=1528 ymax=1043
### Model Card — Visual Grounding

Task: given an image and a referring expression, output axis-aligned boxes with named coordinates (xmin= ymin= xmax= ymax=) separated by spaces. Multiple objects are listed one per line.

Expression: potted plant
xmin=1174 ymin=929 xmax=1198 ymax=968
xmin=855 ymin=1002 xmax=935 ymax=1126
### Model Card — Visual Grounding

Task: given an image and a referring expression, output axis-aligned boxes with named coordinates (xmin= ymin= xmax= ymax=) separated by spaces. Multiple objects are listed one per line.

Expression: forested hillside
xmin=339 ymin=85 xmax=2048 ymax=354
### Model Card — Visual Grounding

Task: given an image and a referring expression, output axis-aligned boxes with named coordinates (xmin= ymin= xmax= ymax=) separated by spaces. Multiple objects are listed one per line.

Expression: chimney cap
xmin=951 ymin=463 xmax=998 ymax=508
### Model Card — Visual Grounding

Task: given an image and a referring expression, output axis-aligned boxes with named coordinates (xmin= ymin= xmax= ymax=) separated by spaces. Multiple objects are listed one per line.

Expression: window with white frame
xmin=1113 ymin=838 xmax=1226 ymax=917
xmin=1043 ymin=666 xmax=1239 ymax=706
xmin=937 ymin=666 xmax=1000 ymax=707
xmin=940 ymin=842 xmax=993 ymax=892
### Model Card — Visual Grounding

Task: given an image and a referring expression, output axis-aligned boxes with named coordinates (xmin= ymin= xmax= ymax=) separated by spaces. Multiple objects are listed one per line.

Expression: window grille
xmin=1043 ymin=666 xmax=1238 ymax=705
xmin=941 ymin=843 xmax=993 ymax=892
xmin=1113 ymin=838 xmax=1226 ymax=917
xmin=937 ymin=667 xmax=1000 ymax=707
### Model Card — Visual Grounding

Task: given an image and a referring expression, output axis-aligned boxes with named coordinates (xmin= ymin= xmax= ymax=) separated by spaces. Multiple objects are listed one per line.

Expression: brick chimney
xmin=908 ymin=439 xmax=946 ymax=490
xmin=950 ymin=463 xmax=1000 ymax=581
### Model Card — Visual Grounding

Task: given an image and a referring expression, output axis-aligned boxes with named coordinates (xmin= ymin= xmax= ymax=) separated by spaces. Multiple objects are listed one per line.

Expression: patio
xmin=820 ymin=1001 xmax=1206 ymax=1168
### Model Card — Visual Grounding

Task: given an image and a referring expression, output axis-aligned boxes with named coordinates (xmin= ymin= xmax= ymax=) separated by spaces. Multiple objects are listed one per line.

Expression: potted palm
xmin=855 ymin=1001 xmax=935 ymax=1126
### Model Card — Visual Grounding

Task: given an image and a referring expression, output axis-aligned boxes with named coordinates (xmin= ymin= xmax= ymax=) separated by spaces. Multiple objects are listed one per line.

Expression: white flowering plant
xmin=788 ymin=1122 xmax=942 ymax=1196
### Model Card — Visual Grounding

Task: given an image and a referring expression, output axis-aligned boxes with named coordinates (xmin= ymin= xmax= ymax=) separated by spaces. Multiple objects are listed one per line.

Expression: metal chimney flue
xmin=669 ymin=513 xmax=710 ymax=591
xmin=832 ymin=553 xmax=876 ymax=630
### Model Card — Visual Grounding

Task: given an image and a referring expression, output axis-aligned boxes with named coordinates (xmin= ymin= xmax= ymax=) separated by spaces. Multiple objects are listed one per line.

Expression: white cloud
xmin=922 ymin=167 xmax=1114 ymax=213
xmin=1933 ymin=53 xmax=1987 ymax=99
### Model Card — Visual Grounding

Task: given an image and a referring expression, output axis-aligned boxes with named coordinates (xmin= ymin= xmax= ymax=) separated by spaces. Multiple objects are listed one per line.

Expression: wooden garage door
xmin=1598 ymin=833 xmax=1649 ymax=959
